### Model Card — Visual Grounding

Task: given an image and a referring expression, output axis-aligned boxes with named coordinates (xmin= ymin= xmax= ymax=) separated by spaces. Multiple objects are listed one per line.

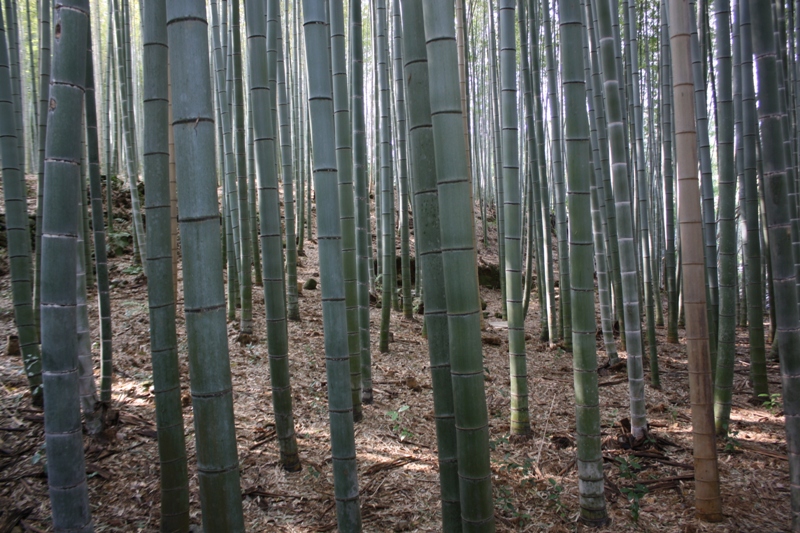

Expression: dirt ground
xmin=0 ymin=182 xmax=792 ymax=532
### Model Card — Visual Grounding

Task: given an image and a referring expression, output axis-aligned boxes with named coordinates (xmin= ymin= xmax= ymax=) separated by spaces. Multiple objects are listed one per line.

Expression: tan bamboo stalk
xmin=668 ymin=0 xmax=723 ymax=522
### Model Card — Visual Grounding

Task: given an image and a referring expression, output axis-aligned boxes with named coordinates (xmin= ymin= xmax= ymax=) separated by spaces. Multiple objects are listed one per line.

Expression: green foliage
xmin=489 ymin=434 xmax=509 ymax=451
xmin=122 ymin=263 xmax=143 ymax=276
xmin=760 ymin=393 xmax=782 ymax=414
xmin=617 ymin=456 xmax=643 ymax=480
xmin=494 ymin=484 xmax=532 ymax=525
xmin=545 ymin=478 xmax=568 ymax=519
xmin=723 ymin=429 xmax=741 ymax=454
xmin=385 ymin=405 xmax=413 ymax=440
xmin=620 ymin=484 xmax=648 ymax=522
xmin=106 ymin=229 xmax=132 ymax=257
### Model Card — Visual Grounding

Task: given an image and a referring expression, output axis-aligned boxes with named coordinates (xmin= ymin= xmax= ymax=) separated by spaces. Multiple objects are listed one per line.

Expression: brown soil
xmin=0 ymin=184 xmax=791 ymax=532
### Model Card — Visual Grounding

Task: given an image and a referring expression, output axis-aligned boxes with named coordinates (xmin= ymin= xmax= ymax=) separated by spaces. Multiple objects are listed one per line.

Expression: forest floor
xmin=0 ymin=179 xmax=793 ymax=532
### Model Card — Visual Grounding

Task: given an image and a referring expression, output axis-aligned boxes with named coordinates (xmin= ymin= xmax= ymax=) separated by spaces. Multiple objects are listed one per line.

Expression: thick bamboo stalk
xmin=271 ymin=1 xmax=300 ymax=321
xmin=421 ymin=1 xmax=495 ymax=529
xmin=330 ymin=0 xmax=363 ymax=421
xmin=595 ymin=0 xmax=647 ymax=439
xmin=376 ymin=0 xmax=394 ymax=354
xmin=0 ymin=0 xmax=42 ymax=406
xmin=543 ymin=0 xmax=571 ymax=348
xmin=583 ymin=0 xmax=618 ymax=365
xmin=498 ymin=0 xmax=530 ymax=436
xmin=713 ymin=0 xmax=738 ymax=436
xmin=141 ymin=1 xmax=190 ymax=528
xmin=668 ymin=0 xmax=723 ymax=521
xmin=84 ymin=24 xmax=113 ymax=408
xmin=739 ymin=0 xmax=769 ymax=397
xmin=39 ymin=0 xmax=93 ymax=528
xmin=400 ymin=1 xmax=462 ymax=526
xmin=247 ymin=0 xmax=301 ymax=471
xmin=748 ymin=2 xmax=800 ymax=527
xmin=301 ymin=1 xmax=362 ymax=528
xmin=562 ymin=0 xmax=608 ymax=523
xmin=231 ymin=0 xmax=253 ymax=334
xmin=166 ymin=1 xmax=245 ymax=528
xmin=351 ymin=0 xmax=373 ymax=403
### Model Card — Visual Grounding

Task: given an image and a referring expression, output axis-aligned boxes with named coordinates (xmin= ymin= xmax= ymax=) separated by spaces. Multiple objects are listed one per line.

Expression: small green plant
xmin=385 ymin=405 xmax=413 ymax=440
xmin=489 ymin=434 xmax=509 ymax=451
xmin=723 ymin=429 xmax=741 ymax=454
xmin=668 ymin=405 xmax=679 ymax=423
xmin=122 ymin=263 xmax=143 ymax=276
xmin=545 ymin=478 xmax=568 ymax=519
xmin=494 ymin=484 xmax=531 ymax=525
xmin=106 ymin=230 xmax=132 ymax=257
xmin=617 ymin=456 xmax=643 ymax=479
xmin=621 ymin=483 xmax=648 ymax=522
xmin=760 ymin=392 xmax=782 ymax=414
xmin=304 ymin=465 xmax=320 ymax=481
xmin=497 ymin=455 xmax=534 ymax=477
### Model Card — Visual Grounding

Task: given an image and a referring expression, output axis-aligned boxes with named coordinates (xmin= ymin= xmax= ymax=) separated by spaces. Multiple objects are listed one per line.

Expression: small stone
xmin=4 ymin=335 xmax=20 ymax=356
xmin=481 ymin=333 xmax=502 ymax=346
xmin=303 ymin=278 xmax=318 ymax=290
xmin=405 ymin=376 xmax=422 ymax=392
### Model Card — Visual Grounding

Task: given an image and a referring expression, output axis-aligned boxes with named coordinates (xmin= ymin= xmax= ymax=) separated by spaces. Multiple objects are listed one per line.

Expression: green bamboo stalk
xmin=24 ymin=0 xmax=36 ymax=161
xmin=488 ymin=1 xmax=507 ymax=320
xmin=142 ymin=1 xmax=190 ymax=528
xmin=392 ymin=0 xmax=413 ymax=319
xmin=351 ymin=0 xmax=373 ymax=403
xmin=33 ymin=0 xmax=51 ymax=337
xmin=543 ymin=0 xmax=571 ymax=348
xmin=223 ymin=179 xmax=238 ymax=319
xmin=583 ymin=1 xmax=618 ymax=365
xmin=246 ymin=0 xmax=302 ymax=472
xmin=294 ymin=0 xmax=305 ymax=257
xmin=210 ymin=0 xmax=239 ymax=320
xmin=770 ymin=1 xmax=800 ymax=321
xmin=83 ymin=23 xmax=113 ymax=408
xmin=301 ymin=1 xmax=362 ymax=528
xmin=329 ymin=0 xmax=363 ymax=421
xmin=596 ymin=0 xmax=648 ymax=439
xmin=661 ymin=0 xmax=679 ymax=344
xmin=39 ymin=0 xmax=93 ymax=528
xmin=562 ymin=0 xmax=608 ymax=523
xmin=529 ymin=0 xmax=558 ymax=344
xmin=376 ymin=0 xmax=393 ymax=354
xmin=626 ymin=0 xmax=659 ymax=387
xmin=247 ymin=114 xmax=262 ymax=288
xmin=739 ymin=0 xmax=769 ymax=398
xmin=294 ymin=2 xmax=306 ymax=256
xmin=231 ymin=0 xmax=253 ymax=335
xmin=112 ymin=0 xmax=146 ymax=270
xmin=689 ymin=0 xmax=719 ymax=369
xmin=587 ymin=0 xmax=626 ymax=349
xmin=0 ymin=0 xmax=41 ymax=406
xmin=517 ymin=0 xmax=540 ymax=326
xmin=400 ymin=1 xmax=462 ymax=526
xmin=748 ymin=3 xmax=800 ymax=528
xmin=3 ymin=0 xmax=24 ymax=174
xmin=76 ymin=127 xmax=101 ymax=433
xmin=272 ymin=1 xmax=300 ymax=321
xmin=421 ymin=1 xmax=495 ymax=529
xmin=166 ymin=1 xmax=245 ymax=528
xmin=713 ymin=0 xmax=737 ymax=436
xmin=498 ymin=0 xmax=530 ymax=436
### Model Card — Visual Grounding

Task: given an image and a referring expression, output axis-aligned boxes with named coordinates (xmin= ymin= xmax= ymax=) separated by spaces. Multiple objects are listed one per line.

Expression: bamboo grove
xmin=3 ymin=0 xmax=800 ymax=530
